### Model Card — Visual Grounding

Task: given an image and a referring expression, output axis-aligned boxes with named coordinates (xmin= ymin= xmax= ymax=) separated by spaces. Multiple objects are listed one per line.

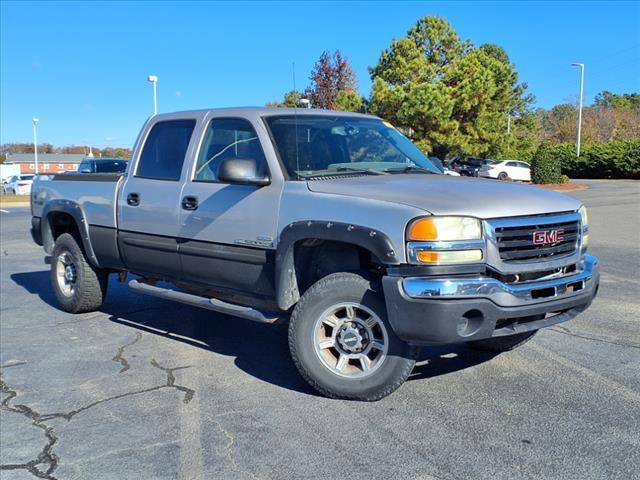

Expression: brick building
xmin=4 ymin=153 xmax=86 ymax=174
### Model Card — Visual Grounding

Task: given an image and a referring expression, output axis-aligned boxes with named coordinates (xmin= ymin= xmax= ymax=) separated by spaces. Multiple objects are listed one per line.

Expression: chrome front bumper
xmin=402 ymin=255 xmax=599 ymax=308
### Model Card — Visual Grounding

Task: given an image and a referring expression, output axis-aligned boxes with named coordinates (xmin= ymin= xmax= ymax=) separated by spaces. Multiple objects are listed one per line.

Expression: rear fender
xmin=41 ymin=200 xmax=100 ymax=267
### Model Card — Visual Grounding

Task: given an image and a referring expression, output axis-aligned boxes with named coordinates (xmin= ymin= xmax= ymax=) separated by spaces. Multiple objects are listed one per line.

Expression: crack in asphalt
xmin=0 ymin=336 xmax=195 ymax=480
xmin=550 ymin=325 xmax=640 ymax=350
xmin=213 ymin=416 xmax=262 ymax=480
xmin=111 ymin=331 xmax=143 ymax=373
xmin=0 ymin=376 xmax=59 ymax=479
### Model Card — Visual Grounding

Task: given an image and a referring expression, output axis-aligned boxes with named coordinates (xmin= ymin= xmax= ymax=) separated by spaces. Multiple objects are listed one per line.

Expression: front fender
xmin=275 ymin=220 xmax=400 ymax=310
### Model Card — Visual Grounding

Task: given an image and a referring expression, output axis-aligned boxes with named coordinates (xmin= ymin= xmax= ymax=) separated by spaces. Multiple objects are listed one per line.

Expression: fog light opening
xmin=457 ymin=309 xmax=484 ymax=337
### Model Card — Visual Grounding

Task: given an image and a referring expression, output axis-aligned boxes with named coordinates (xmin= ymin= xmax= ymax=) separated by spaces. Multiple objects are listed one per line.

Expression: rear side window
xmin=194 ymin=118 xmax=267 ymax=182
xmin=137 ymin=119 xmax=196 ymax=181
xmin=506 ymin=161 xmax=519 ymax=167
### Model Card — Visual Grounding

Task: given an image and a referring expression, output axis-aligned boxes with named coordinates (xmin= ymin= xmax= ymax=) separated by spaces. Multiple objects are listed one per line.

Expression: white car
xmin=4 ymin=174 xmax=35 ymax=195
xmin=479 ymin=160 xmax=531 ymax=182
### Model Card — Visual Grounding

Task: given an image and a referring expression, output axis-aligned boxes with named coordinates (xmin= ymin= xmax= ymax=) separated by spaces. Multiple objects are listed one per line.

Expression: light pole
xmin=147 ymin=75 xmax=158 ymax=115
xmin=507 ymin=112 xmax=511 ymax=135
xmin=571 ymin=63 xmax=584 ymax=156
xmin=32 ymin=117 xmax=39 ymax=174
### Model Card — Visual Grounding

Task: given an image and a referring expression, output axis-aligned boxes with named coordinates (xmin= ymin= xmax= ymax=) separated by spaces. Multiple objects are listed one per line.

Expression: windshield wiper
xmin=333 ymin=166 xmax=388 ymax=175
xmin=384 ymin=165 xmax=437 ymax=175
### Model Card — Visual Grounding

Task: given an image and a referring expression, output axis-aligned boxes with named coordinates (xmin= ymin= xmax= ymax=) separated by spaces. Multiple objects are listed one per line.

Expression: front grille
xmin=495 ymin=220 xmax=580 ymax=262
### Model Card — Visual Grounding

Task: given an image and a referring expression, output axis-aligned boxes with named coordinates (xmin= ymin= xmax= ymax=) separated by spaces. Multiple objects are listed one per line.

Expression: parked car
xmin=31 ymin=108 xmax=598 ymax=401
xmin=479 ymin=160 xmax=531 ymax=181
xmin=447 ymin=157 xmax=494 ymax=176
xmin=77 ymin=158 xmax=128 ymax=173
xmin=4 ymin=174 xmax=34 ymax=195
xmin=1 ymin=164 xmax=21 ymax=186
xmin=429 ymin=156 xmax=460 ymax=176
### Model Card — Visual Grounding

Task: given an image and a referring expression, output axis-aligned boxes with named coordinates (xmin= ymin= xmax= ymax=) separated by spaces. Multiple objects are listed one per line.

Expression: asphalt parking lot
xmin=1 ymin=179 xmax=639 ymax=480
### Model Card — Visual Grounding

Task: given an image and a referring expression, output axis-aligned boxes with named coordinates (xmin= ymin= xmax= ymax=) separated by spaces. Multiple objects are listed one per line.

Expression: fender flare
xmin=41 ymin=200 xmax=100 ymax=267
xmin=275 ymin=220 xmax=400 ymax=310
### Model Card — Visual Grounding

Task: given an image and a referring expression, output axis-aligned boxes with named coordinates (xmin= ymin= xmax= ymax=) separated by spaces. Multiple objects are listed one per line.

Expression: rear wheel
xmin=51 ymin=233 xmax=108 ymax=313
xmin=288 ymin=272 xmax=419 ymax=401
xmin=466 ymin=330 xmax=537 ymax=353
xmin=498 ymin=171 xmax=509 ymax=181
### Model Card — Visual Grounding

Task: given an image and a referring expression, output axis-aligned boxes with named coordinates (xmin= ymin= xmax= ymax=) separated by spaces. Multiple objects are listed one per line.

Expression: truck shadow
xmin=11 ymin=271 xmax=497 ymax=396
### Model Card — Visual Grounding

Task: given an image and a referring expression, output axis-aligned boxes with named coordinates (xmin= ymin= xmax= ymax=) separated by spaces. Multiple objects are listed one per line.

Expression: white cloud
xmin=175 ymin=90 xmax=182 ymax=97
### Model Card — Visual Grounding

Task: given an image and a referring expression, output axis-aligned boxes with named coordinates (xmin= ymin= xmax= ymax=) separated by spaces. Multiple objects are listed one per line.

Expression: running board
xmin=128 ymin=279 xmax=284 ymax=324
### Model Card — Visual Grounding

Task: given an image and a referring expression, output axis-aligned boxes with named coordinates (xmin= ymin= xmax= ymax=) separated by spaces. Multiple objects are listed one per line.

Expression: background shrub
xmin=531 ymin=144 xmax=563 ymax=184
xmin=531 ymin=140 xmax=640 ymax=182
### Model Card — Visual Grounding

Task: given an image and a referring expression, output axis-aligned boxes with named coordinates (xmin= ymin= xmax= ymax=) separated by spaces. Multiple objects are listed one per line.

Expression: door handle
xmin=127 ymin=193 xmax=140 ymax=206
xmin=182 ymin=195 xmax=198 ymax=211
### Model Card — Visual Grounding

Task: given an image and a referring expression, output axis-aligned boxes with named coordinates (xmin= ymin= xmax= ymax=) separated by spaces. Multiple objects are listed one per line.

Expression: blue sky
xmin=1 ymin=1 xmax=639 ymax=148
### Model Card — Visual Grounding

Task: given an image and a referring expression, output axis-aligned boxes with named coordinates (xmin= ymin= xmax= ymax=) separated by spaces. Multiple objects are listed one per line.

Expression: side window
xmin=194 ymin=118 xmax=267 ymax=182
xmin=136 ymin=119 xmax=196 ymax=181
xmin=519 ymin=162 xmax=530 ymax=168
xmin=506 ymin=161 xmax=518 ymax=167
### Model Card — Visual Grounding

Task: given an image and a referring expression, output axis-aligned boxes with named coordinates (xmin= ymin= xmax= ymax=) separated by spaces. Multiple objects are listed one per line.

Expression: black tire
xmin=288 ymin=272 xmax=419 ymax=401
xmin=498 ymin=171 xmax=508 ymax=181
xmin=466 ymin=330 xmax=537 ymax=353
xmin=51 ymin=233 xmax=108 ymax=313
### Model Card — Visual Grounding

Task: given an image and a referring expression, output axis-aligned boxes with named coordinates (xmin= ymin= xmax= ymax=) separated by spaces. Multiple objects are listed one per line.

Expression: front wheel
xmin=51 ymin=233 xmax=109 ymax=313
xmin=288 ymin=272 xmax=419 ymax=401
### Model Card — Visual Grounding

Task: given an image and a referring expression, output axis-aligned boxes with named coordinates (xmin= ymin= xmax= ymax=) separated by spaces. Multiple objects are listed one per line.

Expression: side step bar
xmin=128 ymin=279 xmax=284 ymax=324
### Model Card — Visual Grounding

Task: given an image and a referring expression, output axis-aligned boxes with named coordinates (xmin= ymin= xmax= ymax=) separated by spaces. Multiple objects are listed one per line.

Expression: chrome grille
xmin=495 ymin=220 xmax=580 ymax=262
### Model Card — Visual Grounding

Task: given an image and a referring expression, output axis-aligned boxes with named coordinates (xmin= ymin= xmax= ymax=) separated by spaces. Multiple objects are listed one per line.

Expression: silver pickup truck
xmin=31 ymin=108 xmax=599 ymax=400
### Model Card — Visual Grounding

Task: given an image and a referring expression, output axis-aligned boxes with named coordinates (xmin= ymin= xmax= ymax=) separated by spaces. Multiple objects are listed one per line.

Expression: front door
xmin=178 ymin=116 xmax=281 ymax=296
xmin=118 ymin=118 xmax=198 ymax=279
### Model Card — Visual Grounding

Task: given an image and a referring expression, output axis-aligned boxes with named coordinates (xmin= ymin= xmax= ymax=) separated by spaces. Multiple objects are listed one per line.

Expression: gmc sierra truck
xmin=30 ymin=108 xmax=599 ymax=401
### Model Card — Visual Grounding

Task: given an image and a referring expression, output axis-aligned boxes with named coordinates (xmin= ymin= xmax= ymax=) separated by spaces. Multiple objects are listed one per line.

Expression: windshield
xmin=20 ymin=175 xmax=34 ymax=180
xmin=95 ymin=160 xmax=127 ymax=173
xmin=264 ymin=115 xmax=440 ymax=179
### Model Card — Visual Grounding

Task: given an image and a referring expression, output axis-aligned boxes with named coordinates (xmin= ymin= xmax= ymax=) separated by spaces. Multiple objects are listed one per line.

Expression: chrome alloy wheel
xmin=313 ymin=302 xmax=389 ymax=378
xmin=56 ymin=251 xmax=77 ymax=297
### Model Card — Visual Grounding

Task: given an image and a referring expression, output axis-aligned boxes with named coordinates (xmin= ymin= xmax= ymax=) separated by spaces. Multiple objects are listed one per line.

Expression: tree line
xmin=0 ymin=144 xmax=132 ymax=163
xmin=267 ymin=16 xmax=639 ymax=161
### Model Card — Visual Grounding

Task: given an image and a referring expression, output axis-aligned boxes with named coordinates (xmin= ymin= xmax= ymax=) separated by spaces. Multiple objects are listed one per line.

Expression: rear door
xmin=117 ymin=117 xmax=198 ymax=279
xmin=505 ymin=161 xmax=523 ymax=180
xmin=519 ymin=162 xmax=532 ymax=181
xmin=177 ymin=115 xmax=282 ymax=296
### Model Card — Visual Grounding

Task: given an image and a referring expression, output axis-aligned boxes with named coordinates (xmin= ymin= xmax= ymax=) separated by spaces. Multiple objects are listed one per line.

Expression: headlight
xmin=407 ymin=217 xmax=482 ymax=241
xmin=578 ymin=205 xmax=588 ymax=226
xmin=579 ymin=205 xmax=589 ymax=252
xmin=413 ymin=249 xmax=483 ymax=264
xmin=407 ymin=216 xmax=484 ymax=265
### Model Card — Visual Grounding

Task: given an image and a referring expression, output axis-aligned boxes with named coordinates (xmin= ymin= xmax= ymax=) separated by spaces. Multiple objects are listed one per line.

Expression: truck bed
xmin=31 ymin=173 xmax=123 ymax=228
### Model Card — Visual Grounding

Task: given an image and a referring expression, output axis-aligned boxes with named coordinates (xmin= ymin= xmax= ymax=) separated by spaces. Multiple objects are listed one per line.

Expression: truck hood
xmin=306 ymin=174 xmax=582 ymax=218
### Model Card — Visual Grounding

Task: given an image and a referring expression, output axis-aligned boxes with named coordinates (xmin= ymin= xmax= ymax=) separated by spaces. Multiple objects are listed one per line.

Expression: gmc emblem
xmin=533 ymin=229 xmax=565 ymax=245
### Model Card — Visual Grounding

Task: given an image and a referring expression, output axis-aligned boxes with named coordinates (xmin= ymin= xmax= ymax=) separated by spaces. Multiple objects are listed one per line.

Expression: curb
xmin=0 ymin=202 xmax=31 ymax=208
xmin=533 ymin=183 xmax=587 ymax=192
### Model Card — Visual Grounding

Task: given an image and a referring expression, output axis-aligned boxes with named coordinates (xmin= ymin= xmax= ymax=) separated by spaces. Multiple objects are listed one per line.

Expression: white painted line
xmin=0 ymin=209 xmax=9 ymax=213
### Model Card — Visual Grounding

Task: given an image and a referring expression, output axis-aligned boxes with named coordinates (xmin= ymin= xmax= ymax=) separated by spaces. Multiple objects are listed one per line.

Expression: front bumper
xmin=382 ymin=255 xmax=599 ymax=345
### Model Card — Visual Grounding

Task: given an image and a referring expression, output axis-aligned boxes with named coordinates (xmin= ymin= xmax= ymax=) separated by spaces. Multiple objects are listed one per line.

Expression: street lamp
xmin=571 ymin=63 xmax=585 ymax=156
xmin=147 ymin=75 xmax=158 ymax=115
xmin=32 ymin=117 xmax=39 ymax=174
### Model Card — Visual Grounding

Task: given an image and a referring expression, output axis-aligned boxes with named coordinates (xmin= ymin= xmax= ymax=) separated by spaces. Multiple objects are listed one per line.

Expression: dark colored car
xmin=77 ymin=158 xmax=128 ymax=174
xmin=447 ymin=157 xmax=494 ymax=176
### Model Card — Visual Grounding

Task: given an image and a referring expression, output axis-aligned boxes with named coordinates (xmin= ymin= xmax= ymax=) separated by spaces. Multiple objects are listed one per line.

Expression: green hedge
xmin=531 ymin=140 xmax=640 ymax=182
xmin=531 ymin=145 xmax=563 ymax=184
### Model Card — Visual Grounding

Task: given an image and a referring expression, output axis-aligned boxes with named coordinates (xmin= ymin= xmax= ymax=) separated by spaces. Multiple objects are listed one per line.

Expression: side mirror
xmin=217 ymin=158 xmax=270 ymax=186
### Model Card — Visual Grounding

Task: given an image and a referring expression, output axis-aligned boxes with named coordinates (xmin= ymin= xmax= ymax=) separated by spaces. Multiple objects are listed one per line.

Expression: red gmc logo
xmin=533 ymin=229 xmax=565 ymax=245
